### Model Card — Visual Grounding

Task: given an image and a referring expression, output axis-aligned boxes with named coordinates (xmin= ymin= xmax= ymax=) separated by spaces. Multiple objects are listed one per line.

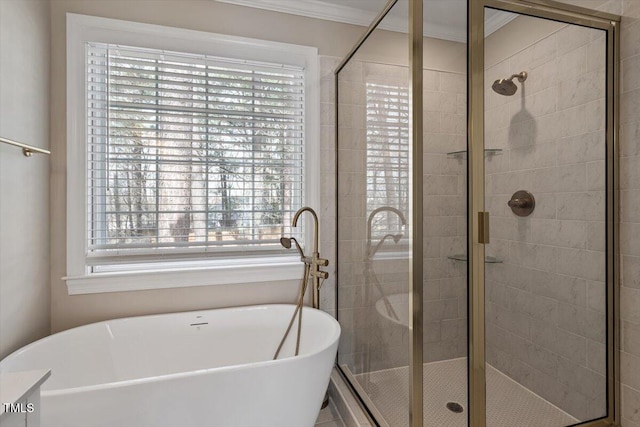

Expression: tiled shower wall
xmin=332 ymin=57 xmax=467 ymax=375
xmin=422 ymin=69 xmax=468 ymax=364
xmin=317 ymin=55 xmax=340 ymax=323
xmin=484 ymin=22 xmax=608 ymax=421
xmin=620 ymin=1 xmax=640 ymax=426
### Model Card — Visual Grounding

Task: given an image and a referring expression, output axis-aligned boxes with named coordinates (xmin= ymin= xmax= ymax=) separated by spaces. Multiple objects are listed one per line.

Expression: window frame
xmin=66 ymin=13 xmax=319 ymax=294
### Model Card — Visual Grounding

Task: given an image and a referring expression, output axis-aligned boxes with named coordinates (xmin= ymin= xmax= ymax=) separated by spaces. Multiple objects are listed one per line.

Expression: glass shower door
xmin=475 ymin=2 xmax=617 ymax=426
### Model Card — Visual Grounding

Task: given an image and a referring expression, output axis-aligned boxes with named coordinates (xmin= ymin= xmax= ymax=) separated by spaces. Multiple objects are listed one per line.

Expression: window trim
xmin=66 ymin=13 xmax=319 ymax=294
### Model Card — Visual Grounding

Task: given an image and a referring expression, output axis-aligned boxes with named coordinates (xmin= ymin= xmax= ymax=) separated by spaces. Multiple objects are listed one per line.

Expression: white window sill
xmin=64 ymin=258 xmax=304 ymax=295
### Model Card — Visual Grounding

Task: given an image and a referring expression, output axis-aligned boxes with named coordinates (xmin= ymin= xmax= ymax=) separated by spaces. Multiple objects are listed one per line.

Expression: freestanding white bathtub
xmin=0 ymin=304 xmax=340 ymax=427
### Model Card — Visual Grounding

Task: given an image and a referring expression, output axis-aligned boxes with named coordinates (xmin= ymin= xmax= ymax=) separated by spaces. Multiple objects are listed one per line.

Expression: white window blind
xmin=366 ymin=82 xmax=409 ymax=238
xmin=86 ymin=43 xmax=305 ymax=267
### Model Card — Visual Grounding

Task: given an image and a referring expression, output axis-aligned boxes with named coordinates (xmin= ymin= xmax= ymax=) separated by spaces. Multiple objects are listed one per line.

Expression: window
xmin=66 ymin=14 xmax=319 ymax=293
xmin=366 ymin=82 xmax=409 ymax=243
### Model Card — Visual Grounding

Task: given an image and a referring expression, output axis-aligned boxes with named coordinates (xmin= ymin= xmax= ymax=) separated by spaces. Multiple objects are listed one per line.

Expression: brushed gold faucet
xmin=278 ymin=206 xmax=330 ymax=408
xmin=290 ymin=206 xmax=328 ymax=309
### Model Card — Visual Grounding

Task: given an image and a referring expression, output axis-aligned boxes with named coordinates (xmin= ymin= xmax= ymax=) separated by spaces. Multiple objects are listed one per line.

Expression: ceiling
xmin=215 ymin=0 xmax=517 ymax=43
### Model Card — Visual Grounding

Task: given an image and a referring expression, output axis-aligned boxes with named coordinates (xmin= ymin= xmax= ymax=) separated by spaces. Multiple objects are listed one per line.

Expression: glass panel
xmin=483 ymin=8 xmax=607 ymax=426
xmin=336 ymin=0 xmax=470 ymax=425
xmin=422 ymin=0 xmax=468 ymax=425
xmin=336 ymin=2 xmax=411 ymax=426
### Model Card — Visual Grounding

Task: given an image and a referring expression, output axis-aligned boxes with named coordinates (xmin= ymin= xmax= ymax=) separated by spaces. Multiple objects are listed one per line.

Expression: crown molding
xmin=216 ymin=0 xmax=379 ymax=27
xmin=215 ymin=0 xmax=514 ymax=43
xmin=216 ymin=0 xmax=468 ymax=42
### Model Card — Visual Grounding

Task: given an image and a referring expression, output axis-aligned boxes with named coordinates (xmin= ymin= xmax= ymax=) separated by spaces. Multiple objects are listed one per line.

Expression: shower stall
xmin=334 ymin=0 xmax=619 ymax=426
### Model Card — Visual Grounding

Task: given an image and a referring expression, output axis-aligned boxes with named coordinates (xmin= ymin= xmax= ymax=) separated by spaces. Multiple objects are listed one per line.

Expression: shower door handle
xmin=478 ymin=211 xmax=490 ymax=244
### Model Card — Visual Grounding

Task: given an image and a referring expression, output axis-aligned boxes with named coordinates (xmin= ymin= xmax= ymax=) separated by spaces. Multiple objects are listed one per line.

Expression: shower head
xmin=280 ymin=236 xmax=305 ymax=258
xmin=492 ymin=79 xmax=518 ymax=96
xmin=492 ymin=71 xmax=528 ymax=96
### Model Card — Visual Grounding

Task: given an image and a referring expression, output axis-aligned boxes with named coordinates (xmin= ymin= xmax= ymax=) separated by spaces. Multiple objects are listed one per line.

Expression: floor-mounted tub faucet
xmin=277 ymin=207 xmax=331 ymax=408
xmin=291 ymin=206 xmax=329 ymax=309
xmin=274 ymin=207 xmax=328 ymax=355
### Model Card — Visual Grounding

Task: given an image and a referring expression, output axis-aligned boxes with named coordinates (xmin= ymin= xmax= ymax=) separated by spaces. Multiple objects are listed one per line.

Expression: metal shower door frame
xmin=334 ymin=0 xmax=619 ymax=425
xmin=468 ymin=1 xmax=620 ymax=427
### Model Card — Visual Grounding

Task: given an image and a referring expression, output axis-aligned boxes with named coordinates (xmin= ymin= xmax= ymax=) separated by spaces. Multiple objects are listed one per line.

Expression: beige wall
xmin=620 ymin=1 xmax=640 ymax=426
xmin=0 ymin=0 xmax=51 ymax=359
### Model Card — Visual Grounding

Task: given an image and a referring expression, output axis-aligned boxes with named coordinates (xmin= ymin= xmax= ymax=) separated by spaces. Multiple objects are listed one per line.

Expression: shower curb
xmin=328 ymin=368 xmax=373 ymax=427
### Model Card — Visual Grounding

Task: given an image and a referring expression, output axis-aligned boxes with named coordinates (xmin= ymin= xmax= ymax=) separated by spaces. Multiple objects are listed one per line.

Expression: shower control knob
xmin=508 ymin=190 xmax=535 ymax=217
xmin=508 ymin=198 xmax=528 ymax=208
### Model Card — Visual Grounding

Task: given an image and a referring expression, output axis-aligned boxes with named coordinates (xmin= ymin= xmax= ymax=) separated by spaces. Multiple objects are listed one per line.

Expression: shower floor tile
xmin=350 ymin=358 xmax=578 ymax=427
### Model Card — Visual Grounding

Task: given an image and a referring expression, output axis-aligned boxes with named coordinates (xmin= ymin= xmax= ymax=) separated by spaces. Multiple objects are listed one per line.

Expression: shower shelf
xmin=446 ymin=148 xmax=502 ymax=158
xmin=447 ymin=254 xmax=503 ymax=263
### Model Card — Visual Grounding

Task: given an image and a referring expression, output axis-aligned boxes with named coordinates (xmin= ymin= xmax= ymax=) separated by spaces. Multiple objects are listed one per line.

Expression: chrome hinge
xmin=478 ymin=211 xmax=490 ymax=244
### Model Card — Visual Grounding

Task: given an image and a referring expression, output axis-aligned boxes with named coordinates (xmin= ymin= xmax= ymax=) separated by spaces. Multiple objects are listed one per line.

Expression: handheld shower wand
xmin=280 ymin=237 xmax=307 ymax=261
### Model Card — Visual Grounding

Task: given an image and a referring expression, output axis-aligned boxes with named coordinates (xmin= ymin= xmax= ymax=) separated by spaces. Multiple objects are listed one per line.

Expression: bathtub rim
xmin=0 ymin=304 xmax=340 ymax=398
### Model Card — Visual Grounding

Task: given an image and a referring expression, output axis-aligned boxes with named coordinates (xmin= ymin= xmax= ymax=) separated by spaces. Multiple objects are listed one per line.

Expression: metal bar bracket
xmin=0 ymin=136 xmax=50 ymax=157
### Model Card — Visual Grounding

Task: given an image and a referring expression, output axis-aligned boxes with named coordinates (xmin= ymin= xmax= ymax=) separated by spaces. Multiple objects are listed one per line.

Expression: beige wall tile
xmin=622 ymin=287 xmax=640 ymax=325
xmin=622 ymin=222 xmax=640 ymax=256
xmin=622 ymin=385 xmax=640 ymax=426
xmin=623 ymin=255 xmax=640 ymax=289
xmin=621 ymin=88 xmax=640 ymax=125
xmin=531 ymin=318 xmax=588 ymax=365
xmin=587 ymin=339 xmax=607 ymax=375
xmin=531 ymin=219 xmax=587 ymax=249
xmin=624 ymin=54 xmax=640 ymax=92
xmin=557 ymin=302 xmax=606 ymax=343
xmin=622 ymin=351 xmax=640 ymax=391
xmin=624 ymin=320 xmax=640 ymax=357
xmin=509 ymin=141 xmax=557 ymax=171
xmin=587 ymin=280 xmax=607 ymax=313
xmin=621 ymin=19 xmax=640 ymax=61
xmin=557 ymin=131 xmax=606 ymax=165
xmin=621 ymin=155 xmax=640 ymax=189
xmin=556 ymin=24 xmax=593 ymax=56
xmin=533 ymin=269 xmax=588 ymax=307
xmin=586 ymin=35 xmax=606 ymax=73
xmin=622 ymin=190 xmax=640 ymax=222
xmin=557 ymin=68 xmax=605 ymax=111
xmin=557 ymin=192 xmax=606 ymax=221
